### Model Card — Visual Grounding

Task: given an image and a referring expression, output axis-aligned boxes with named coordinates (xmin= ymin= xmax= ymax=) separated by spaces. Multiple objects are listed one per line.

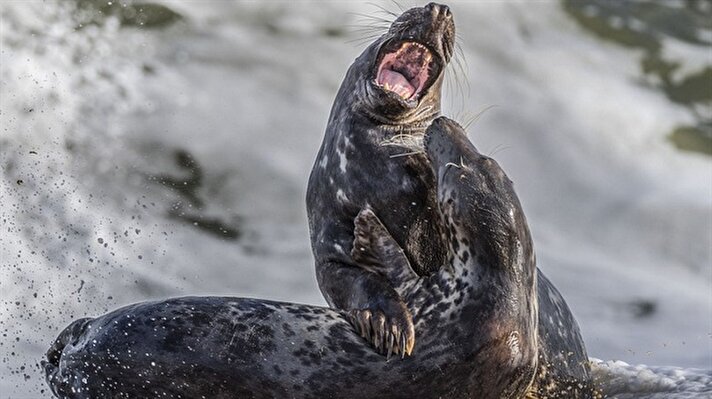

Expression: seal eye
xmin=376 ymin=42 xmax=437 ymax=101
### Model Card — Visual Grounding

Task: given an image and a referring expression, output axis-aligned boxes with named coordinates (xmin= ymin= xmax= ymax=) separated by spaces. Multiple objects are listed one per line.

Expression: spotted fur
xmin=44 ymin=117 xmax=596 ymax=398
xmin=423 ymin=117 xmax=598 ymax=398
xmin=306 ymin=4 xmax=595 ymax=398
xmin=307 ymin=1 xmax=454 ymax=357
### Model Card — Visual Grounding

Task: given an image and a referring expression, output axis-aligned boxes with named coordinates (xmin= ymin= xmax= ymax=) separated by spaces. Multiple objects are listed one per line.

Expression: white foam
xmin=591 ymin=359 xmax=712 ymax=398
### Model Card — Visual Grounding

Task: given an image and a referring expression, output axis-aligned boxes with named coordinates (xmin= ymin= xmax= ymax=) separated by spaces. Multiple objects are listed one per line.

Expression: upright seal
xmin=307 ymin=2 xmax=454 ymax=356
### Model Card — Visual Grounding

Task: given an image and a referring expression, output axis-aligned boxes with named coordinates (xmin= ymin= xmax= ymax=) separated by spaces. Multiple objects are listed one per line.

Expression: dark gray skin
xmin=307 ymin=2 xmax=454 ymax=357
xmin=423 ymin=119 xmax=596 ymax=399
xmin=44 ymin=117 xmax=560 ymax=399
xmin=306 ymin=4 xmax=595 ymax=396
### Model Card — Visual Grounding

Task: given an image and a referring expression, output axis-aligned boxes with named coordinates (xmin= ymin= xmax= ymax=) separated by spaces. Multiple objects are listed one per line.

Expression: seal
xmin=307 ymin=2 xmax=455 ymax=356
xmin=423 ymin=118 xmax=596 ymax=398
xmin=44 ymin=117 xmax=564 ymax=399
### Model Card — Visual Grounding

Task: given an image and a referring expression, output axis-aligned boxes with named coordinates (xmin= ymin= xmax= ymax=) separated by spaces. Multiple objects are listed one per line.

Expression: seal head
xmin=331 ymin=2 xmax=455 ymax=126
xmin=364 ymin=2 xmax=455 ymax=120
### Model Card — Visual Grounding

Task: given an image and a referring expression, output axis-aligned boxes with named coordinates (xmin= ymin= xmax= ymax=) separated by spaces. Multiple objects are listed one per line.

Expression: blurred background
xmin=1 ymin=1 xmax=710 ymax=397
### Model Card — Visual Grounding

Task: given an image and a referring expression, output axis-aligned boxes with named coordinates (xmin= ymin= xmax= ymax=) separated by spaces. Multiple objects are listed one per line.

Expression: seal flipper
xmin=43 ymin=317 xmax=93 ymax=398
xmin=349 ymin=208 xmax=418 ymax=358
xmin=346 ymin=288 xmax=416 ymax=359
xmin=351 ymin=208 xmax=419 ymax=295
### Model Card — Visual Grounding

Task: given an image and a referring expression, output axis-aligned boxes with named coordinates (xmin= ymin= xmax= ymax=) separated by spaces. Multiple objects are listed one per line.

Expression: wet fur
xmin=45 ymin=4 xmax=596 ymax=398
xmin=307 ymin=1 xmax=455 ymax=358
xmin=46 ymin=117 xmax=561 ymax=398
xmin=307 ymin=4 xmax=595 ymax=397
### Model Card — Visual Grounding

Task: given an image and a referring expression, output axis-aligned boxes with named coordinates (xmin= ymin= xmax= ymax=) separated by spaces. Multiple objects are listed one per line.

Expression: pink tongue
xmin=378 ymin=69 xmax=415 ymax=99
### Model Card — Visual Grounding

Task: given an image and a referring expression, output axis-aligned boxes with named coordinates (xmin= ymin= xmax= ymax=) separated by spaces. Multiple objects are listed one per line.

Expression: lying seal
xmin=44 ymin=117 xmax=583 ymax=398
xmin=307 ymin=1 xmax=454 ymax=356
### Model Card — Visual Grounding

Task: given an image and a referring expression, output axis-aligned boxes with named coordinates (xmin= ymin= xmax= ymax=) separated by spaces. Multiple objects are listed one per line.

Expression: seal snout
xmin=424 ymin=116 xmax=476 ymax=170
xmin=425 ymin=3 xmax=452 ymax=20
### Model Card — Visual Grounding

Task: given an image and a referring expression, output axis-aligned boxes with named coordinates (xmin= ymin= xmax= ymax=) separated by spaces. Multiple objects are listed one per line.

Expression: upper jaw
xmin=371 ymin=39 xmax=444 ymax=108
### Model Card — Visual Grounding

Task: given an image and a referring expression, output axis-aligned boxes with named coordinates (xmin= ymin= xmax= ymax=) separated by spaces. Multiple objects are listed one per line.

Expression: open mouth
xmin=375 ymin=41 xmax=440 ymax=102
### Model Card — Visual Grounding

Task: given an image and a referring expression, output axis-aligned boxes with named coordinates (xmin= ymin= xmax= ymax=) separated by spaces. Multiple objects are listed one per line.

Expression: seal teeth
xmin=392 ymin=331 xmax=398 ymax=356
xmin=362 ymin=312 xmax=372 ymax=339
xmin=358 ymin=317 xmax=368 ymax=338
xmin=375 ymin=40 xmax=434 ymax=100
xmin=386 ymin=334 xmax=394 ymax=360
xmin=400 ymin=335 xmax=407 ymax=359
xmin=372 ymin=313 xmax=386 ymax=354
xmin=390 ymin=325 xmax=400 ymax=356
xmin=404 ymin=323 xmax=415 ymax=356
xmin=371 ymin=326 xmax=378 ymax=350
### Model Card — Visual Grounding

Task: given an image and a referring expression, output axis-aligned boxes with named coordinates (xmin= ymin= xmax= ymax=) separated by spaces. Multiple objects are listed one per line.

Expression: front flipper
xmin=348 ymin=298 xmax=414 ymax=359
xmin=351 ymin=208 xmax=419 ymax=294
xmin=349 ymin=208 xmax=419 ymax=359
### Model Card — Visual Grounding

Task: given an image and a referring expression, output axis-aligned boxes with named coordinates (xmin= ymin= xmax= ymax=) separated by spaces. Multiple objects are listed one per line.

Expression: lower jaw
xmin=362 ymin=99 xmax=440 ymax=128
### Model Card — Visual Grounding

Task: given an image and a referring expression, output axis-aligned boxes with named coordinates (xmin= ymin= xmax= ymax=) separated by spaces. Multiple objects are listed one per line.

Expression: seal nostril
xmin=425 ymin=2 xmax=439 ymax=15
xmin=426 ymin=3 xmax=450 ymax=19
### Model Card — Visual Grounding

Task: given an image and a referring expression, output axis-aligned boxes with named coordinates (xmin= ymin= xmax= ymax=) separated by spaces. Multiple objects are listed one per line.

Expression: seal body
xmin=307 ymin=2 xmax=455 ymax=355
xmin=423 ymin=118 xmax=596 ymax=398
xmin=42 ymin=290 xmax=525 ymax=399
xmin=45 ymin=117 xmax=559 ymax=398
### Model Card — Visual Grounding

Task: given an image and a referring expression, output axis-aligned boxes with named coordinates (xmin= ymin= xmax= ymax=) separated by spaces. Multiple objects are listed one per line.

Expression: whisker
xmin=462 ymin=113 xmax=478 ymax=130
xmin=347 ymin=34 xmax=384 ymax=46
xmin=366 ymin=1 xmax=399 ymax=19
xmin=348 ymin=23 xmax=390 ymax=33
xmin=445 ymin=72 xmax=463 ymax=115
xmin=347 ymin=21 xmax=389 ymax=28
xmin=472 ymin=104 xmax=497 ymax=124
xmin=346 ymin=7 xmax=392 ymax=47
xmin=380 ymin=131 xmax=426 ymax=154
xmin=454 ymin=110 xmax=475 ymax=129
xmin=349 ymin=12 xmax=394 ymax=25
xmin=460 ymin=105 xmax=498 ymax=132
xmin=444 ymin=72 xmax=454 ymax=111
xmin=389 ymin=0 xmax=406 ymax=12
xmin=455 ymin=42 xmax=469 ymax=68
xmin=407 ymin=104 xmax=437 ymax=123
xmin=454 ymin=46 xmax=469 ymax=81
xmin=348 ymin=29 xmax=388 ymax=39
xmin=487 ymin=144 xmax=512 ymax=158
xmin=389 ymin=150 xmax=425 ymax=159
xmin=347 ymin=26 xmax=387 ymax=34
